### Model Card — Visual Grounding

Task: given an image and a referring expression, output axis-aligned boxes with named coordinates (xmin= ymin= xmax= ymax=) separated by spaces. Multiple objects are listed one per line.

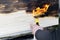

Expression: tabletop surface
xmin=0 ymin=10 xmax=58 ymax=38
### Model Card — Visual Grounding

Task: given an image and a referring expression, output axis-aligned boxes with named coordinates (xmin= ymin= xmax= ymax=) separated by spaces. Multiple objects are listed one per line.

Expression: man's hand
xmin=30 ymin=24 xmax=44 ymax=35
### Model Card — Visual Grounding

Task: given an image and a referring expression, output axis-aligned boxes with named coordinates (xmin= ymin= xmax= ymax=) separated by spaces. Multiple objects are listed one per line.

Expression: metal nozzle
xmin=36 ymin=22 xmax=39 ymax=26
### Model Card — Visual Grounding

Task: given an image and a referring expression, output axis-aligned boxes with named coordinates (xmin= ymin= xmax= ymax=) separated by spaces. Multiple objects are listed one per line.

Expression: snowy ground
xmin=0 ymin=10 xmax=58 ymax=38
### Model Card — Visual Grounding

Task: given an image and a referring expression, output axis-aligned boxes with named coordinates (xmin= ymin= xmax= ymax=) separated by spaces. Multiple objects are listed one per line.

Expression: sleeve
xmin=35 ymin=29 xmax=51 ymax=40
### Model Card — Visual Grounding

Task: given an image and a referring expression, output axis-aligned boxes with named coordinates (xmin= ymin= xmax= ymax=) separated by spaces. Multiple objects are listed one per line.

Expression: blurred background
xmin=0 ymin=0 xmax=58 ymax=40
xmin=0 ymin=0 xmax=58 ymax=17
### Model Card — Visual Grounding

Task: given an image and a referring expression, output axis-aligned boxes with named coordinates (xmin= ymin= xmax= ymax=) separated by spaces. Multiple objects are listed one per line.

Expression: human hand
xmin=30 ymin=24 xmax=43 ymax=35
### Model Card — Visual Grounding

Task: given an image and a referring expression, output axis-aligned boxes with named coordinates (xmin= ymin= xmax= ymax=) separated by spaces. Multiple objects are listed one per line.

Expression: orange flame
xmin=32 ymin=4 xmax=50 ymax=16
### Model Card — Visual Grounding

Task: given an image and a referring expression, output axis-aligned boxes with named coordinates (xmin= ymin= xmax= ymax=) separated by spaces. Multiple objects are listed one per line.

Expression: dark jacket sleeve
xmin=35 ymin=29 xmax=51 ymax=40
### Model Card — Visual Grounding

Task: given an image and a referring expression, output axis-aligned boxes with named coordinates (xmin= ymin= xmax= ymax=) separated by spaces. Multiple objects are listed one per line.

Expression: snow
xmin=0 ymin=10 xmax=58 ymax=38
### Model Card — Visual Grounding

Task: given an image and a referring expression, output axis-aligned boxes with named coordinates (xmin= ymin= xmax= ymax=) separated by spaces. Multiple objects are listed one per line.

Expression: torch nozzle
xmin=36 ymin=22 xmax=39 ymax=26
xmin=35 ymin=18 xmax=39 ymax=26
